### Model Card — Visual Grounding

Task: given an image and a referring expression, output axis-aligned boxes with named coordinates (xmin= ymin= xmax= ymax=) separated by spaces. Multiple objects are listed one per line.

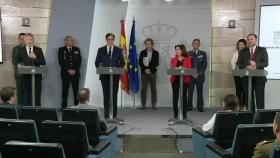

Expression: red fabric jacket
xmin=169 ymin=55 xmax=192 ymax=83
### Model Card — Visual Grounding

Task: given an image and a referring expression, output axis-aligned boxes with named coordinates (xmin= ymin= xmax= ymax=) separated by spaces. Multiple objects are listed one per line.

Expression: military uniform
xmin=252 ymin=138 xmax=280 ymax=158
xmin=58 ymin=46 xmax=82 ymax=108
xmin=12 ymin=45 xmax=25 ymax=106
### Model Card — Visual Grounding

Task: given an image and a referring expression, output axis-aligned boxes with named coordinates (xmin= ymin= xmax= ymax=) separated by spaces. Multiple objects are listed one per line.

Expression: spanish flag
xmin=119 ymin=18 xmax=129 ymax=94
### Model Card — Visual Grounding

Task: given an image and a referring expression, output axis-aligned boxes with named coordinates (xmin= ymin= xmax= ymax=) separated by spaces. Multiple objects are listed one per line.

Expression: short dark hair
xmin=77 ymin=88 xmax=90 ymax=104
xmin=25 ymin=33 xmax=33 ymax=38
xmin=223 ymin=94 xmax=239 ymax=111
xmin=175 ymin=44 xmax=188 ymax=56
xmin=144 ymin=38 xmax=154 ymax=45
xmin=192 ymin=38 xmax=201 ymax=44
xmin=247 ymin=33 xmax=257 ymax=39
xmin=0 ymin=87 xmax=16 ymax=103
xmin=18 ymin=33 xmax=26 ymax=38
xmin=236 ymin=39 xmax=247 ymax=50
xmin=274 ymin=112 xmax=280 ymax=126
xmin=105 ymin=33 xmax=115 ymax=40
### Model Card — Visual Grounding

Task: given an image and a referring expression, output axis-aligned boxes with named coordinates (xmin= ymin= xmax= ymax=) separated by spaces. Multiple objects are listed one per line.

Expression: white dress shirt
xmin=26 ymin=46 xmax=33 ymax=56
xmin=106 ymin=45 xmax=114 ymax=54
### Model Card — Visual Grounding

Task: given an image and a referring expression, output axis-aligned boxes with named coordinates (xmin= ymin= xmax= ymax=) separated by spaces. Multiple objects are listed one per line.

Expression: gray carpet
xmin=115 ymin=152 xmax=194 ymax=158
xmin=113 ymin=107 xmax=220 ymax=135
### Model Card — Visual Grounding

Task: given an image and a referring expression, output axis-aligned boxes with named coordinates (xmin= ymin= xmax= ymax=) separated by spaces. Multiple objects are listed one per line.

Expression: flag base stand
xmin=106 ymin=118 xmax=125 ymax=125
xmin=168 ymin=119 xmax=193 ymax=126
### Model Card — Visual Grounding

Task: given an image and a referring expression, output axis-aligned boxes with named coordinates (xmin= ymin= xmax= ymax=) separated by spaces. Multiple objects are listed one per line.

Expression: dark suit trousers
xmin=188 ymin=77 xmax=204 ymax=110
xmin=15 ymin=77 xmax=25 ymax=106
xmin=141 ymin=73 xmax=157 ymax=107
xmin=171 ymin=78 xmax=188 ymax=119
xmin=101 ymin=77 xmax=119 ymax=118
xmin=233 ymin=76 xmax=245 ymax=109
xmin=242 ymin=77 xmax=265 ymax=111
xmin=61 ymin=75 xmax=79 ymax=108
xmin=23 ymin=76 xmax=42 ymax=106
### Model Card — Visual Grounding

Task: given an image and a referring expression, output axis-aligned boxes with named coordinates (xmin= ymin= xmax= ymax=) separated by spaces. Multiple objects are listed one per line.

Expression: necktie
xmin=250 ymin=48 xmax=254 ymax=61
xmin=29 ymin=47 xmax=32 ymax=56
xmin=69 ymin=48 xmax=72 ymax=52
xmin=109 ymin=47 xmax=112 ymax=57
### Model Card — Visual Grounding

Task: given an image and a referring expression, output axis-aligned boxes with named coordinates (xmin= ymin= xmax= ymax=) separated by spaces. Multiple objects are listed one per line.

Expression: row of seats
xmin=0 ymin=106 xmax=118 ymax=158
xmin=192 ymin=109 xmax=280 ymax=158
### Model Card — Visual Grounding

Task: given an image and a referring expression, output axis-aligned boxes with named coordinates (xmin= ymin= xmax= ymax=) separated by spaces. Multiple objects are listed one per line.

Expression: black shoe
xmin=141 ymin=106 xmax=146 ymax=110
xmin=198 ymin=109 xmax=204 ymax=112
xmin=152 ymin=106 xmax=158 ymax=110
xmin=187 ymin=108 xmax=193 ymax=111
xmin=168 ymin=117 xmax=177 ymax=122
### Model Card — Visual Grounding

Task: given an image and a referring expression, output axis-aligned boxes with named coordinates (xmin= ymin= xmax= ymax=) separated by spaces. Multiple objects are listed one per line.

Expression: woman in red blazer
xmin=169 ymin=44 xmax=191 ymax=121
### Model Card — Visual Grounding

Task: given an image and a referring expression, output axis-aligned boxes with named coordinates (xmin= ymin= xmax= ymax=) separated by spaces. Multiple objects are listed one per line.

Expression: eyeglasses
xmin=107 ymin=38 xmax=114 ymax=41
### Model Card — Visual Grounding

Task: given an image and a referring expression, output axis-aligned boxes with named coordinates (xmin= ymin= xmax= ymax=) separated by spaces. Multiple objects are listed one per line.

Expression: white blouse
xmin=230 ymin=51 xmax=239 ymax=70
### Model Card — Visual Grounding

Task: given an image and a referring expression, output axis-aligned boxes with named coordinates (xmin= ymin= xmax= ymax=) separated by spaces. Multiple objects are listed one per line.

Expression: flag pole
xmin=120 ymin=16 xmax=123 ymax=109
xmin=133 ymin=93 xmax=135 ymax=108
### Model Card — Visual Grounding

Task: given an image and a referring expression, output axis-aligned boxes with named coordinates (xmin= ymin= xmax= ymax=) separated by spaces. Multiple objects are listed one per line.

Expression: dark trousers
xmin=188 ymin=78 xmax=204 ymax=110
xmin=141 ymin=73 xmax=157 ymax=107
xmin=171 ymin=78 xmax=188 ymax=118
xmin=233 ymin=76 xmax=245 ymax=109
xmin=23 ymin=77 xmax=42 ymax=106
xmin=15 ymin=77 xmax=25 ymax=106
xmin=61 ymin=75 xmax=79 ymax=108
xmin=243 ymin=77 xmax=265 ymax=111
xmin=101 ymin=78 xmax=119 ymax=118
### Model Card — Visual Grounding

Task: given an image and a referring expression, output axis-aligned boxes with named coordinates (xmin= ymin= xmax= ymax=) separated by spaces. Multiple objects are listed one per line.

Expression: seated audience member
xmin=252 ymin=112 xmax=280 ymax=158
xmin=70 ymin=88 xmax=107 ymax=132
xmin=202 ymin=94 xmax=240 ymax=132
xmin=0 ymin=87 xmax=21 ymax=116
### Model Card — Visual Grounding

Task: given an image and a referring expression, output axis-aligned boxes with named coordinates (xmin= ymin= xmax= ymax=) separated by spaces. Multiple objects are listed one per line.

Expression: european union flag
xmin=128 ymin=20 xmax=139 ymax=93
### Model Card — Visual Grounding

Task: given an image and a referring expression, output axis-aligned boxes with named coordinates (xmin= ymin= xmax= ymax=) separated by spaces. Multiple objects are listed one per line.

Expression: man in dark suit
xmin=12 ymin=33 xmax=25 ymax=106
xmin=58 ymin=35 xmax=82 ymax=110
xmin=187 ymin=38 xmax=207 ymax=112
xmin=16 ymin=33 xmax=46 ymax=106
xmin=95 ymin=33 xmax=125 ymax=119
xmin=138 ymin=38 xmax=159 ymax=110
xmin=237 ymin=33 xmax=268 ymax=111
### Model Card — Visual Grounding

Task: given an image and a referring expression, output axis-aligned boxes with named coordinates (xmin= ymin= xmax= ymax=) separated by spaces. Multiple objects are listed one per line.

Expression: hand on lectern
xmin=29 ymin=51 xmax=36 ymax=60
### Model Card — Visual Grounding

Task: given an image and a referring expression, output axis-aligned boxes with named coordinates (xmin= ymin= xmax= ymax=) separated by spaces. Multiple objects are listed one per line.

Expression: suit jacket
xmin=138 ymin=49 xmax=159 ymax=73
xmin=170 ymin=55 xmax=191 ymax=83
xmin=16 ymin=46 xmax=46 ymax=79
xmin=237 ymin=46 xmax=268 ymax=83
xmin=252 ymin=138 xmax=280 ymax=158
xmin=12 ymin=45 xmax=24 ymax=78
xmin=58 ymin=46 xmax=82 ymax=78
xmin=95 ymin=45 xmax=125 ymax=80
xmin=188 ymin=50 xmax=207 ymax=81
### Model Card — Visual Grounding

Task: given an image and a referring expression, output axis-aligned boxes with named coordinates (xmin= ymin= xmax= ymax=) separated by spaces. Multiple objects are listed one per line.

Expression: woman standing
xmin=230 ymin=39 xmax=247 ymax=110
xmin=169 ymin=44 xmax=191 ymax=122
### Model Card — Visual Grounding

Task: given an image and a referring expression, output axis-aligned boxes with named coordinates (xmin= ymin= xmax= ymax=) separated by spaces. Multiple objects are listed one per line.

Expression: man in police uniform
xmin=252 ymin=112 xmax=280 ymax=158
xmin=58 ymin=35 xmax=82 ymax=110
xmin=187 ymin=38 xmax=207 ymax=112
xmin=12 ymin=33 xmax=25 ymax=106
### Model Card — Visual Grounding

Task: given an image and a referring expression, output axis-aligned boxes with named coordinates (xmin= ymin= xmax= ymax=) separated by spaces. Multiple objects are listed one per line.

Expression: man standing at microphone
xmin=16 ymin=33 xmax=46 ymax=106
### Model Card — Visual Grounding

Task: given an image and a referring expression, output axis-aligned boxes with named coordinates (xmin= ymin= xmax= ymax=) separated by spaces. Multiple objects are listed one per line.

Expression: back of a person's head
xmin=274 ymin=112 xmax=280 ymax=127
xmin=223 ymin=94 xmax=240 ymax=111
xmin=77 ymin=88 xmax=90 ymax=104
xmin=0 ymin=87 xmax=16 ymax=103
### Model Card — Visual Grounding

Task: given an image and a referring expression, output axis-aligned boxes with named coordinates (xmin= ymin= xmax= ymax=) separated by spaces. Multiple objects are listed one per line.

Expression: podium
xmin=18 ymin=66 xmax=47 ymax=107
xmin=167 ymin=68 xmax=198 ymax=125
xmin=96 ymin=67 xmax=125 ymax=124
xmin=232 ymin=69 xmax=268 ymax=112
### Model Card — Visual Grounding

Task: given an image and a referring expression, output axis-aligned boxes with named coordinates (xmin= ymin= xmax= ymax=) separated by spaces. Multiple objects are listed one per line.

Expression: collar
xmin=107 ymin=45 xmax=114 ymax=50
xmin=249 ymin=45 xmax=257 ymax=51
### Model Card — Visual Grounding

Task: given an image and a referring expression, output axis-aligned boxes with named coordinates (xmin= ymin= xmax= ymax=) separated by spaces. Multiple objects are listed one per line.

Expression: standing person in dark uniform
xmin=187 ymin=38 xmax=207 ymax=112
xmin=169 ymin=44 xmax=191 ymax=122
xmin=139 ymin=38 xmax=159 ymax=110
xmin=16 ymin=33 xmax=46 ymax=106
xmin=12 ymin=33 xmax=25 ymax=106
xmin=95 ymin=33 xmax=125 ymax=119
xmin=237 ymin=34 xmax=268 ymax=111
xmin=58 ymin=35 xmax=82 ymax=110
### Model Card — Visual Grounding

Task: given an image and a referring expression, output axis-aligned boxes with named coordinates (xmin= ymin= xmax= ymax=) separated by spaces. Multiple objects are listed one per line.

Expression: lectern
xmin=167 ymin=68 xmax=198 ymax=125
xmin=18 ymin=66 xmax=47 ymax=107
xmin=232 ymin=69 xmax=268 ymax=112
xmin=96 ymin=67 xmax=125 ymax=124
